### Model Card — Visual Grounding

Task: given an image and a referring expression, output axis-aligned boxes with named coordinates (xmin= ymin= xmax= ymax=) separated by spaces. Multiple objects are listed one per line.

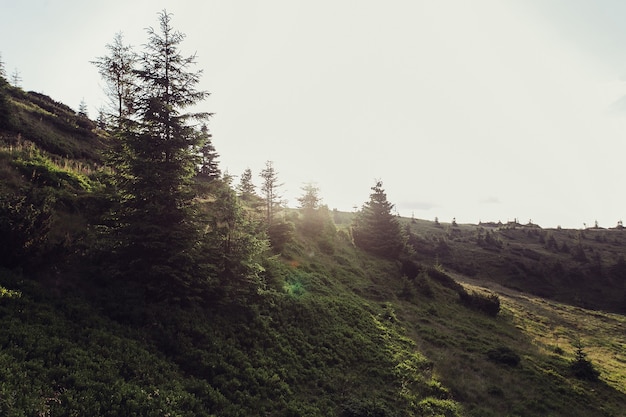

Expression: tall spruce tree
xmin=352 ymin=180 xmax=404 ymax=258
xmin=102 ymin=10 xmax=211 ymax=296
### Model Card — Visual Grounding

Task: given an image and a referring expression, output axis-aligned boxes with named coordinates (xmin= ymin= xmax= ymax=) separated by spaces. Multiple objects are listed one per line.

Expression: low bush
xmin=459 ymin=290 xmax=500 ymax=317
xmin=0 ymin=189 xmax=54 ymax=268
xmin=486 ymin=346 xmax=521 ymax=366
xmin=426 ymin=267 xmax=464 ymax=292
xmin=341 ymin=398 xmax=396 ymax=417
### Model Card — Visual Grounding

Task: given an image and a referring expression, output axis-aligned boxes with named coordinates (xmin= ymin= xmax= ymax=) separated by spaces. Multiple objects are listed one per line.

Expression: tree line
xmin=1 ymin=11 xmax=407 ymax=304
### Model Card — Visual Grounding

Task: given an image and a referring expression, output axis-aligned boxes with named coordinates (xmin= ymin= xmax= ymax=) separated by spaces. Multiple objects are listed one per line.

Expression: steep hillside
xmin=1 ymin=81 xmax=625 ymax=416
xmin=0 ymin=81 xmax=108 ymax=271
xmin=1 ymin=226 xmax=625 ymax=416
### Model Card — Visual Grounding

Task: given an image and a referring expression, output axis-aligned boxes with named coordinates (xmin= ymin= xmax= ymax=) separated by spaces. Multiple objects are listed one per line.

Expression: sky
xmin=2 ymin=0 xmax=626 ymax=229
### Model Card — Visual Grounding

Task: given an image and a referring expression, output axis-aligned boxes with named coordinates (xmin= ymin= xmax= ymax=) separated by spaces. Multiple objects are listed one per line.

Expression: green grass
xmin=397 ymin=269 xmax=626 ymax=417
xmin=2 ymin=195 xmax=625 ymax=416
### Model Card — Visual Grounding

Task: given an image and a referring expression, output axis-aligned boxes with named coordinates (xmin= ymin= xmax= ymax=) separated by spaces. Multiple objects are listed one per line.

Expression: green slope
xmin=1 ymin=81 xmax=625 ymax=416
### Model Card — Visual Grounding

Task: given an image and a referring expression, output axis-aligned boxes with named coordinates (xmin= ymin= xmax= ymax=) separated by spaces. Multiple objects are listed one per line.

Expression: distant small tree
xmin=0 ymin=52 xmax=6 ymax=79
xmin=95 ymin=107 xmax=108 ymax=129
xmin=297 ymin=183 xmax=327 ymax=236
xmin=91 ymin=31 xmax=137 ymax=126
xmin=570 ymin=338 xmax=599 ymax=381
xmin=237 ymin=168 xmax=257 ymax=202
xmin=260 ymin=160 xmax=283 ymax=225
xmin=352 ymin=180 xmax=405 ymax=258
xmin=297 ymin=183 xmax=321 ymax=210
xmin=78 ymin=99 xmax=89 ymax=118
xmin=10 ymin=69 xmax=21 ymax=87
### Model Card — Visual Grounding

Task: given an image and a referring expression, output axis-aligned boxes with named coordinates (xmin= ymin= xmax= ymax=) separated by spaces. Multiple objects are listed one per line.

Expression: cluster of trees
xmin=90 ymin=11 xmax=270 ymax=300
xmin=90 ymin=11 xmax=392 ymax=301
xmin=2 ymin=11 xmax=409 ymax=303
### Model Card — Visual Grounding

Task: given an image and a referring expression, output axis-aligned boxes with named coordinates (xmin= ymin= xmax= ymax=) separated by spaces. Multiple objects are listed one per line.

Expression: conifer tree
xmin=352 ymin=180 xmax=404 ymax=258
xmin=78 ymin=99 xmax=89 ymax=118
xmin=100 ymin=10 xmax=211 ymax=295
xmin=197 ymin=124 xmax=220 ymax=180
xmin=91 ymin=32 xmax=137 ymax=125
xmin=10 ymin=69 xmax=21 ymax=88
xmin=0 ymin=52 xmax=6 ymax=79
xmin=297 ymin=183 xmax=327 ymax=237
xmin=297 ymin=183 xmax=321 ymax=210
xmin=237 ymin=168 xmax=257 ymax=202
xmin=260 ymin=160 xmax=282 ymax=225
xmin=96 ymin=107 xmax=108 ymax=129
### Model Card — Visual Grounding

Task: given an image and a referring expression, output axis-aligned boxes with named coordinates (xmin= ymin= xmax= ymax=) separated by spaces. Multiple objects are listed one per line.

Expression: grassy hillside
xmin=402 ymin=218 xmax=626 ymax=314
xmin=1 ymin=82 xmax=625 ymax=416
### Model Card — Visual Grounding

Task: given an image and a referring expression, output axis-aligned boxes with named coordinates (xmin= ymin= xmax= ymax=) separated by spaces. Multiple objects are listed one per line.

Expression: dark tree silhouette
xmin=197 ymin=124 xmax=220 ymax=180
xmin=99 ymin=10 xmax=211 ymax=296
xmin=352 ymin=180 xmax=404 ymax=258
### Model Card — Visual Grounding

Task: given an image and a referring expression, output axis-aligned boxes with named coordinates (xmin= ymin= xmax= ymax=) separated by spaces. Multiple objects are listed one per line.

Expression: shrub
xmin=426 ymin=267 xmax=463 ymax=292
xmin=416 ymin=397 xmax=462 ymax=417
xmin=0 ymin=189 xmax=54 ymax=268
xmin=268 ymin=220 xmax=295 ymax=252
xmin=486 ymin=346 xmax=520 ymax=366
xmin=459 ymin=290 xmax=500 ymax=317
xmin=341 ymin=398 xmax=395 ymax=417
xmin=416 ymin=272 xmax=434 ymax=298
xmin=401 ymin=259 xmax=421 ymax=280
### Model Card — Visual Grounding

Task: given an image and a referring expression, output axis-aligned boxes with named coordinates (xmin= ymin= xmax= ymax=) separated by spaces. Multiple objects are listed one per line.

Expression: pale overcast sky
xmin=2 ymin=0 xmax=626 ymax=228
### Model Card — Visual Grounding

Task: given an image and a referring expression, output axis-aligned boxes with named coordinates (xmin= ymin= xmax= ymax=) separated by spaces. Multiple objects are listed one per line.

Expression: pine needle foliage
xmin=98 ymin=10 xmax=212 ymax=297
xmin=352 ymin=180 xmax=404 ymax=258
